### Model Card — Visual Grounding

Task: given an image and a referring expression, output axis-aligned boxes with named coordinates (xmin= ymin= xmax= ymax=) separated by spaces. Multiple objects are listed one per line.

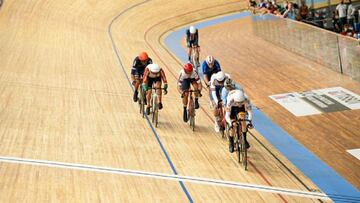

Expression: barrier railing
xmin=252 ymin=14 xmax=360 ymax=81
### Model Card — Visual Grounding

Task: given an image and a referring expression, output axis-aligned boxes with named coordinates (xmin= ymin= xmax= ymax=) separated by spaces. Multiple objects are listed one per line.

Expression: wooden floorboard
xmin=0 ymin=0 xmax=341 ymax=201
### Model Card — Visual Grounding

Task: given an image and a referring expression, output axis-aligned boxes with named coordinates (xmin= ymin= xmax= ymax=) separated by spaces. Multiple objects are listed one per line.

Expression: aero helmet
xmin=184 ymin=63 xmax=193 ymax=73
xmin=215 ymin=71 xmax=226 ymax=82
xmin=206 ymin=55 xmax=214 ymax=66
xmin=148 ymin=64 xmax=160 ymax=73
xmin=233 ymin=89 xmax=246 ymax=103
xmin=139 ymin=52 xmax=149 ymax=61
xmin=224 ymin=78 xmax=235 ymax=89
xmin=189 ymin=26 xmax=196 ymax=34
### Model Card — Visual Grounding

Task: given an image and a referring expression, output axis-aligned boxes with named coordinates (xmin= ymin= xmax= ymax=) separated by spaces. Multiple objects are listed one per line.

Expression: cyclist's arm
xmin=160 ymin=69 xmax=168 ymax=84
xmin=203 ymin=76 xmax=210 ymax=87
xmin=209 ymin=77 xmax=218 ymax=104
xmin=214 ymin=60 xmax=221 ymax=71
xmin=245 ymin=101 xmax=253 ymax=121
xmin=221 ymin=88 xmax=228 ymax=105
xmin=194 ymin=30 xmax=199 ymax=46
xmin=177 ymin=72 xmax=184 ymax=94
xmin=185 ymin=31 xmax=190 ymax=47
xmin=202 ymin=64 xmax=210 ymax=86
xmin=225 ymin=108 xmax=231 ymax=125
xmin=142 ymin=68 xmax=149 ymax=84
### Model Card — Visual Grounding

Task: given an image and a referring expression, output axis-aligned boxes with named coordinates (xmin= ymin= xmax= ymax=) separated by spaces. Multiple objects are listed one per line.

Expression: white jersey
xmin=336 ymin=4 xmax=347 ymax=18
xmin=210 ymin=73 xmax=230 ymax=104
xmin=347 ymin=4 xmax=355 ymax=19
xmin=225 ymin=90 xmax=253 ymax=124
xmin=177 ymin=69 xmax=200 ymax=85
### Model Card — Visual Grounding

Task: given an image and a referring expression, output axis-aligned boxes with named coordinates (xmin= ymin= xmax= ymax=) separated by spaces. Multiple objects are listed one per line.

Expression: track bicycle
xmin=231 ymin=112 xmax=252 ymax=170
xmin=182 ymin=89 xmax=201 ymax=131
xmin=150 ymin=87 xmax=166 ymax=128
xmin=217 ymin=101 xmax=227 ymax=138
xmin=190 ymin=45 xmax=200 ymax=70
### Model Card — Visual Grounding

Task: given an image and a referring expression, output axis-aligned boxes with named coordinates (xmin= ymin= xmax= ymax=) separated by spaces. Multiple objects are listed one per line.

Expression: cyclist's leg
xmin=187 ymin=43 xmax=192 ymax=61
xmin=195 ymin=45 xmax=200 ymax=64
xmin=214 ymin=87 xmax=222 ymax=129
xmin=228 ymin=107 xmax=240 ymax=153
xmin=213 ymin=102 xmax=220 ymax=132
xmin=131 ymin=69 xmax=139 ymax=102
xmin=145 ymin=78 xmax=154 ymax=115
xmin=239 ymin=109 xmax=250 ymax=149
xmin=181 ymin=79 xmax=190 ymax=122
xmin=155 ymin=80 xmax=163 ymax=109
xmin=191 ymin=81 xmax=200 ymax=109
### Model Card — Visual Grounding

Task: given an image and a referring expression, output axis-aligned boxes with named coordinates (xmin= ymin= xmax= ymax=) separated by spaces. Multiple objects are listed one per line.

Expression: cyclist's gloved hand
xmin=142 ymin=84 xmax=148 ymax=91
xmin=217 ymin=101 xmax=222 ymax=109
xmin=163 ymin=84 xmax=168 ymax=95
xmin=181 ymin=91 xmax=185 ymax=98
xmin=247 ymin=122 xmax=254 ymax=129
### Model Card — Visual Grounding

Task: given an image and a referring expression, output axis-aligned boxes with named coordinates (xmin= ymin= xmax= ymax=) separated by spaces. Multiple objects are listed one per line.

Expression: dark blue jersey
xmin=201 ymin=59 xmax=221 ymax=80
xmin=186 ymin=29 xmax=199 ymax=47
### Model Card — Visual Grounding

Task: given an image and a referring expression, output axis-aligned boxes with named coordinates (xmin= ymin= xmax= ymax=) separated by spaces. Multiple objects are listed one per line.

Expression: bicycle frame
xmin=217 ymin=102 xmax=226 ymax=138
xmin=183 ymin=89 xmax=200 ymax=131
xmin=190 ymin=46 xmax=200 ymax=69
xmin=150 ymin=87 xmax=165 ymax=128
xmin=232 ymin=112 xmax=251 ymax=170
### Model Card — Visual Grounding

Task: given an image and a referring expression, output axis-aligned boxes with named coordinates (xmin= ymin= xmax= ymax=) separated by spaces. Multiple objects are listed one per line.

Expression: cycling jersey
xmin=143 ymin=66 xmax=167 ymax=87
xmin=225 ymin=90 xmax=253 ymax=125
xmin=131 ymin=57 xmax=153 ymax=77
xmin=201 ymin=60 xmax=221 ymax=82
xmin=210 ymin=73 xmax=230 ymax=105
xmin=221 ymin=84 xmax=244 ymax=106
xmin=186 ymin=29 xmax=199 ymax=47
xmin=178 ymin=69 xmax=201 ymax=91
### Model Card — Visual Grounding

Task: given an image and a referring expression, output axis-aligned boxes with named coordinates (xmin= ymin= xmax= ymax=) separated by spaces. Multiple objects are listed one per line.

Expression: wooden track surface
xmin=195 ymin=16 xmax=360 ymax=189
xmin=0 ymin=0 xmax=348 ymax=202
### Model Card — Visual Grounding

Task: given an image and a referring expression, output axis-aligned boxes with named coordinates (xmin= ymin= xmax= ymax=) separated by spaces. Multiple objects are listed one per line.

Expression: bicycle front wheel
xmin=242 ymin=134 xmax=248 ymax=170
xmin=154 ymin=105 xmax=159 ymax=128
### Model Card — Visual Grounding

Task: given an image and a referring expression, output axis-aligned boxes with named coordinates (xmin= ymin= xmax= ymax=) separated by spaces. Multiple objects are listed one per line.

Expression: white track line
xmin=0 ymin=156 xmax=330 ymax=200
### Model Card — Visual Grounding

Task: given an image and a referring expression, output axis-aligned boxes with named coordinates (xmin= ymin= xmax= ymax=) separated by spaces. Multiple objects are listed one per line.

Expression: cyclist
xmin=225 ymin=89 xmax=253 ymax=153
xmin=202 ymin=55 xmax=221 ymax=88
xmin=177 ymin=63 xmax=202 ymax=122
xmin=131 ymin=52 xmax=153 ymax=102
xmin=186 ymin=26 xmax=200 ymax=65
xmin=210 ymin=71 xmax=230 ymax=132
xmin=221 ymin=78 xmax=244 ymax=106
xmin=142 ymin=64 xmax=168 ymax=115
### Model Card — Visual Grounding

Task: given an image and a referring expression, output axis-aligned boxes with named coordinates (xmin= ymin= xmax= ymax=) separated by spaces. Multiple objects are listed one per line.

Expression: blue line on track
xmin=164 ymin=11 xmax=360 ymax=203
xmin=108 ymin=1 xmax=193 ymax=202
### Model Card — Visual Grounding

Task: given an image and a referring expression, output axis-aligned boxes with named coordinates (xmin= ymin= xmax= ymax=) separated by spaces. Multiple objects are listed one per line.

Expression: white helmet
xmin=215 ymin=71 xmax=226 ymax=82
xmin=224 ymin=78 xmax=235 ymax=89
xmin=233 ymin=89 xmax=246 ymax=103
xmin=189 ymin=26 xmax=196 ymax=34
xmin=206 ymin=55 xmax=214 ymax=66
xmin=148 ymin=64 xmax=160 ymax=73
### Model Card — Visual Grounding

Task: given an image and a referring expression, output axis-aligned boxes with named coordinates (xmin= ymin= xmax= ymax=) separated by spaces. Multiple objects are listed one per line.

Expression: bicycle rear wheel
xmin=191 ymin=100 xmax=196 ymax=131
xmin=242 ymin=133 xmax=248 ymax=170
xmin=154 ymin=105 xmax=159 ymax=128
xmin=139 ymin=89 xmax=145 ymax=118
xmin=236 ymin=126 xmax=241 ymax=163
xmin=151 ymin=94 xmax=157 ymax=124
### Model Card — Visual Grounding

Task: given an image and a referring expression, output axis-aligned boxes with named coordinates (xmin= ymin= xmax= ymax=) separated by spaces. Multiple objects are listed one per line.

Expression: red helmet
xmin=139 ymin=52 xmax=148 ymax=61
xmin=183 ymin=63 xmax=193 ymax=73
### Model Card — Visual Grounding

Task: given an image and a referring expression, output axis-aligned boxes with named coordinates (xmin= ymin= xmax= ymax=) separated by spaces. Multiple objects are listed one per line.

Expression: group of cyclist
xmin=131 ymin=52 xmax=168 ymax=115
xmin=130 ymin=25 xmax=253 ymax=153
